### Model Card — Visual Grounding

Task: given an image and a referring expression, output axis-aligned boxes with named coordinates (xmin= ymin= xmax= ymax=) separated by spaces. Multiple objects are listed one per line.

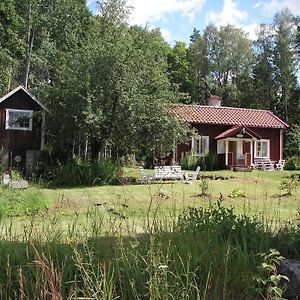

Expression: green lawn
xmin=0 ymin=169 xmax=300 ymax=299
xmin=38 ymin=169 xmax=300 ymax=222
xmin=2 ymin=169 xmax=299 ymax=239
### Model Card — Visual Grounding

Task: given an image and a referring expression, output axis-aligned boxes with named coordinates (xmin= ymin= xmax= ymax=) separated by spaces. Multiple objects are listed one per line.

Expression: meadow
xmin=0 ymin=169 xmax=299 ymax=299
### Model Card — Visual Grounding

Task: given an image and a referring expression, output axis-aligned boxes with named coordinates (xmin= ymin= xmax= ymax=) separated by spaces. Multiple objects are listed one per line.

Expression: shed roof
xmin=168 ymin=104 xmax=289 ymax=129
xmin=0 ymin=85 xmax=49 ymax=112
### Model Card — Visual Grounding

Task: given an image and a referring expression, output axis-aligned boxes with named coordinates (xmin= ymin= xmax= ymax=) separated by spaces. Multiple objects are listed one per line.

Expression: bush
xmin=280 ymin=176 xmax=299 ymax=195
xmin=43 ymin=159 xmax=123 ymax=187
xmin=0 ymin=188 xmax=50 ymax=217
xmin=180 ymin=153 xmax=198 ymax=170
xmin=118 ymin=154 xmax=138 ymax=167
xmin=284 ymin=156 xmax=300 ymax=170
xmin=180 ymin=152 xmax=220 ymax=171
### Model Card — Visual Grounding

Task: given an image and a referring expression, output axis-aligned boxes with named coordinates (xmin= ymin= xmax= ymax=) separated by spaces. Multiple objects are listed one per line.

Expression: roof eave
xmin=0 ymin=85 xmax=50 ymax=113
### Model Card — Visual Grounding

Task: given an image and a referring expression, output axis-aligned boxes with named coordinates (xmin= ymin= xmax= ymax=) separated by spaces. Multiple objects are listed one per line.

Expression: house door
xmin=228 ymin=141 xmax=237 ymax=165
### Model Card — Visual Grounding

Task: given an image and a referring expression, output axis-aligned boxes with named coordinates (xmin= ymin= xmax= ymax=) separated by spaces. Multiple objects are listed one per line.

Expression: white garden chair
xmin=275 ymin=160 xmax=285 ymax=171
xmin=138 ymin=167 xmax=154 ymax=183
xmin=185 ymin=166 xmax=201 ymax=183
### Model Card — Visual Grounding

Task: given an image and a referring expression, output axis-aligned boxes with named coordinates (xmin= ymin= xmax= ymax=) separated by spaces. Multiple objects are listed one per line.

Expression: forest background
xmin=1 ymin=0 xmax=300 ymax=164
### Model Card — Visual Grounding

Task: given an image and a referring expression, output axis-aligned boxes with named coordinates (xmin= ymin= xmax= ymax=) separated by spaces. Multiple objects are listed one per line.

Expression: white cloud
xmin=205 ymin=0 xmax=260 ymax=40
xmin=127 ymin=0 xmax=206 ymax=25
xmin=252 ymin=2 xmax=262 ymax=9
xmin=241 ymin=23 xmax=260 ymax=40
xmin=261 ymin=0 xmax=300 ymax=16
xmin=205 ymin=0 xmax=247 ymax=27
xmin=160 ymin=28 xmax=173 ymax=43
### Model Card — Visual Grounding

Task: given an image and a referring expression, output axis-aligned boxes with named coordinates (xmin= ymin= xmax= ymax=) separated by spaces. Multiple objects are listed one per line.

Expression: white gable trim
xmin=0 ymin=85 xmax=49 ymax=112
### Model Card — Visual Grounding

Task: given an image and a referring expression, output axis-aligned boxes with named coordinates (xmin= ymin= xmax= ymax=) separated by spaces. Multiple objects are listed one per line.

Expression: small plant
xmin=197 ymin=176 xmax=210 ymax=197
xmin=10 ymin=169 xmax=23 ymax=181
xmin=228 ymin=188 xmax=246 ymax=198
xmin=254 ymin=249 xmax=288 ymax=300
xmin=280 ymin=176 xmax=299 ymax=196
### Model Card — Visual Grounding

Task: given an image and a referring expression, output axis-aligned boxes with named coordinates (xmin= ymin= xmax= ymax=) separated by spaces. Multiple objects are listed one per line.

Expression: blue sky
xmin=87 ymin=0 xmax=300 ymax=45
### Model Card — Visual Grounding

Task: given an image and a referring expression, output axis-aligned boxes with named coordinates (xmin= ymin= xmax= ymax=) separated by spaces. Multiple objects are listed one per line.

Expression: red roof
xmin=168 ymin=104 xmax=289 ymax=129
xmin=215 ymin=126 xmax=262 ymax=140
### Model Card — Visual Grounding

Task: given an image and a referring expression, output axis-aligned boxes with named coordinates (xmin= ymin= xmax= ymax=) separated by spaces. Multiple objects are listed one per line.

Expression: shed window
xmin=192 ymin=135 xmax=209 ymax=156
xmin=5 ymin=109 xmax=33 ymax=131
xmin=255 ymin=139 xmax=270 ymax=158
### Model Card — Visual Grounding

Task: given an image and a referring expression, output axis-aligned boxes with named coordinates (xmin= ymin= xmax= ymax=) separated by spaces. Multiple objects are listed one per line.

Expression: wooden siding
xmin=176 ymin=124 xmax=283 ymax=164
xmin=249 ymin=127 xmax=281 ymax=162
xmin=0 ymin=89 xmax=43 ymax=150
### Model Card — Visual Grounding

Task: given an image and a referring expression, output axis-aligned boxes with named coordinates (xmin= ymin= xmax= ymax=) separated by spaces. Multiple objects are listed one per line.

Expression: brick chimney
xmin=207 ymin=95 xmax=222 ymax=107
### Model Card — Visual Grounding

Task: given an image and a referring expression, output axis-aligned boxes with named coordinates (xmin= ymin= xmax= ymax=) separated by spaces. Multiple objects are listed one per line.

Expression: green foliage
xmin=180 ymin=152 xmax=220 ymax=171
xmin=280 ymin=176 xmax=299 ymax=195
xmin=273 ymin=9 xmax=298 ymax=123
xmin=10 ymin=169 xmax=23 ymax=181
xmin=198 ymin=176 xmax=210 ymax=196
xmin=228 ymin=188 xmax=246 ymax=198
xmin=0 ymin=0 xmax=24 ymax=93
xmin=176 ymin=200 xmax=262 ymax=243
xmin=2 ymin=190 xmax=300 ymax=298
xmin=284 ymin=156 xmax=300 ymax=170
xmin=254 ymin=249 xmax=288 ymax=300
xmin=42 ymin=159 xmax=123 ymax=187
xmin=200 ymin=24 xmax=254 ymax=106
xmin=118 ymin=154 xmax=138 ymax=167
xmin=286 ymin=125 xmax=300 ymax=157
xmin=180 ymin=153 xmax=198 ymax=170
xmin=0 ymin=188 xmax=50 ymax=217
xmin=167 ymin=41 xmax=192 ymax=103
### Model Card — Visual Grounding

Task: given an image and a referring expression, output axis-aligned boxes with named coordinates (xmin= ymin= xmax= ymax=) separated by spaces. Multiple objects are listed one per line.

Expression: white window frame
xmin=254 ymin=139 xmax=270 ymax=158
xmin=5 ymin=109 xmax=33 ymax=131
xmin=191 ymin=135 xmax=209 ymax=157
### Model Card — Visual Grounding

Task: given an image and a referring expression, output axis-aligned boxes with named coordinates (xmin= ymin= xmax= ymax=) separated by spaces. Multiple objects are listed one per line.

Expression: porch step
xmin=233 ymin=166 xmax=252 ymax=172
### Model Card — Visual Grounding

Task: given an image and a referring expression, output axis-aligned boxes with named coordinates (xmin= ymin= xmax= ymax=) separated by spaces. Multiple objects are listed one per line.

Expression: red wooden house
xmin=168 ymin=96 xmax=289 ymax=169
xmin=0 ymin=85 xmax=48 ymax=174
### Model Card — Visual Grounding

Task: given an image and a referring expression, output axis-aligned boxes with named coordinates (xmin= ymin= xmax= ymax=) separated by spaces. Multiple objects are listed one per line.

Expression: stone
xmin=278 ymin=259 xmax=300 ymax=299
xmin=2 ymin=173 xmax=11 ymax=185
xmin=9 ymin=180 xmax=29 ymax=189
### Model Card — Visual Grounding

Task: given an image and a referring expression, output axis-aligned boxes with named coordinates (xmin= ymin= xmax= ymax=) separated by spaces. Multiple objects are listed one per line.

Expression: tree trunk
xmin=22 ymin=2 xmax=34 ymax=88
xmin=23 ymin=29 xmax=34 ymax=88
xmin=90 ymin=138 xmax=104 ymax=161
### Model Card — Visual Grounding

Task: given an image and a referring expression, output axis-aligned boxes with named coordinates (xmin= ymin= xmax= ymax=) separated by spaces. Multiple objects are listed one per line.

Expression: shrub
xmin=51 ymin=159 xmax=123 ymax=187
xmin=199 ymin=152 xmax=220 ymax=171
xmin=181 ymin=152 xmax=220 ymax=171
xmin=180 ymin=153 xmax=198 ymax=170
xmin=176 ymin=199 xmax=263 ymax=244
xmin=284 ymin=156 xmax=300 ymax=170
xmin=118 ymin=154 xmax=138 ymax=167
xmin=280 ymin=176 xmax=299 ymax=195
xmin=254 ymin=249 xmax=288 ymax=300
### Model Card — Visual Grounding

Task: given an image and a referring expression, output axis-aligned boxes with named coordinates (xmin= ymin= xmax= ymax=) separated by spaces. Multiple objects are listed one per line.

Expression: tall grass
xmin=0 ymin=187 xmax=50 ymax=218
xmin=0 ymin=193 xmax=299 ymax=299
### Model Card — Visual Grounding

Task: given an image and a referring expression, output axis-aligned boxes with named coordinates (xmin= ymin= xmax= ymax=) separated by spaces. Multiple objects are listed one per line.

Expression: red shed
xmin=168 ymin=96 xmax=289 ymax=169
xmin=0 ymin=86 xmax=48 ymax=174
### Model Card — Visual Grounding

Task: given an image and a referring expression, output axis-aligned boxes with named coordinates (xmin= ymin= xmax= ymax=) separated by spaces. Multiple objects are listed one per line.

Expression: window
xmin=5 ymin=109 xmax=33 ymax=131
xmin=217 ymin=140 xmax=225 ymax=154
xmin=192 ymin=135 xmax=209 ymax=156
xmin=255 ymin=139 xmax=270 ymax=158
